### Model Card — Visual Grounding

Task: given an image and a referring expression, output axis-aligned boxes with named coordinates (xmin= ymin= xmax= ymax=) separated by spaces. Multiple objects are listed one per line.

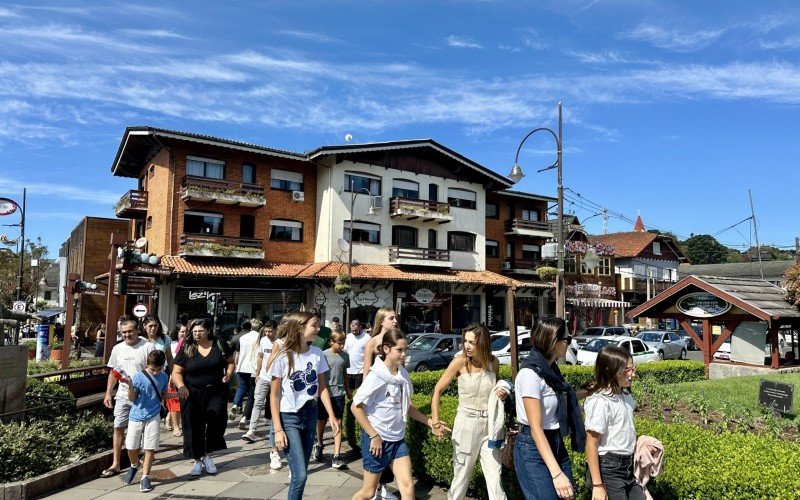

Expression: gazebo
xmin=627 ymin=275 xmax=800 ymax=377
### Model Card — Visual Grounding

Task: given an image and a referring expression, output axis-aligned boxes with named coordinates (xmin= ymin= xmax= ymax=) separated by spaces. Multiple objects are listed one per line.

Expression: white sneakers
xmin=373 ymin=485 xmax=398 ymax=500
xmin=242 ymin=431 xmax=258 ymax=443
xmin=190 ymin=461 xmax=203 ymax=476
xmin=270 ymin=451 xmax=282 ymax=470
xmin=201 ymin=455 xmax=217 ymax=474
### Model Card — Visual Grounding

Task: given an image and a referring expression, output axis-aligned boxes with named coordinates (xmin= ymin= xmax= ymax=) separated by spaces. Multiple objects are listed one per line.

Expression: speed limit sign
xmin=12 ymin=301 xmax=25 ymax=313
xmin=132 ymin=303 xmax=148 ymax=318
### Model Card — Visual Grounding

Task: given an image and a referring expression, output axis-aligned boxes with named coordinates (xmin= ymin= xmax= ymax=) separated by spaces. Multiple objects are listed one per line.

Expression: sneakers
xmin=269 ymin=451 xmax=282 ymax=470
xmin=190 ymin=461 xmax=203 ymax=477
xmin=228 ymin=405 xmax=240 ymax=420
xmin=201 ymin=455 xmax=217 ymax=474
xmin=165 ymin=419 xmax=173 ymax=431
xmin=332 ymin=455 xmax=345 ymax=469
xmin=238 ymin=416 xmax=249 ymax=431
xmin=123 ymin=466 xmax=138 ymax=485
xmin=140 ymin=476 xmax=153 ymax=492
xmin=242 ymin=431 xmax=258 ymax=443
xmin=379 ymin=485 xmax=398 ymax=500
xmin=312 ymin=442 xmax=323 ymax=462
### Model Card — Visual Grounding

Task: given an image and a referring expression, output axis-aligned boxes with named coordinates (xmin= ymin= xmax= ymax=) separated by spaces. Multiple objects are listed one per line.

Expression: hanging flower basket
xmin=335 ymin=284 xmax=352 ymax=295
xmin=536 ymin=266 xmax=559 ymax=282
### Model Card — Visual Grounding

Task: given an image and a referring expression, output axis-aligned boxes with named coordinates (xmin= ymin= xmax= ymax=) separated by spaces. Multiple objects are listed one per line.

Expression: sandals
xmin=100 ymin=468 xmax=119 ymax=478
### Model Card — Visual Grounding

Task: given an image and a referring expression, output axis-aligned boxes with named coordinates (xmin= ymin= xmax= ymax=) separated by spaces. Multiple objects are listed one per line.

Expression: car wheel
xmin=658 ymin=351 xmax=664 ymax=361
xmin=415 ymin=363 xmax=430 ymax=372
xmin=680 ymin=349 xmax=687 ymax=360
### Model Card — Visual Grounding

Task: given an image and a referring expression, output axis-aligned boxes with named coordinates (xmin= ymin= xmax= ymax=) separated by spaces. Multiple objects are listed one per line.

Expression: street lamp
xmin=0 ymin=190 xmax=26 ymax=345
xmin=343 ymin=178 xmax=377 ymax=326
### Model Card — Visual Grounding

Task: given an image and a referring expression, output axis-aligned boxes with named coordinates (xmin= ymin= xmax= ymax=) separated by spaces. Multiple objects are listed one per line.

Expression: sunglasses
xmin=624 ymin=365 xmax=636 ymax=374
xmin=559 ymin=335 xmax=573 ymax=344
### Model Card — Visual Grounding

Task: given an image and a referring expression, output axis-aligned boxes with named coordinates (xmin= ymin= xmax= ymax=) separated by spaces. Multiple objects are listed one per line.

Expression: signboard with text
xmin=759 ymin=380 xmax=794 ymax=414
xmin=115 ymin=275 xmax=157 ymax=296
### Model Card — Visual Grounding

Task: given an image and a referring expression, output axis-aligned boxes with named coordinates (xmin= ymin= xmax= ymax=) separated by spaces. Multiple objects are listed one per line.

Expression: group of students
xmin=101 ymin=308 xmax=658 ymax=500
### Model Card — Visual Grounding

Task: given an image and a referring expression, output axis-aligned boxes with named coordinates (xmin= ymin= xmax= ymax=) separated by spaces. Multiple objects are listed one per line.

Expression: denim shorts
xmin=360 ymin=432 xmax=409 ymax=473
xmin=318 ymin=394 xmax=346 ymax=420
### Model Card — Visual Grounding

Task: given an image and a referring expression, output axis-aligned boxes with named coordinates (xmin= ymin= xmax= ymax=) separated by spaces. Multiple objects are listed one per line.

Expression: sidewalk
xmin=40 ymin=416 xmax=455 ymax=500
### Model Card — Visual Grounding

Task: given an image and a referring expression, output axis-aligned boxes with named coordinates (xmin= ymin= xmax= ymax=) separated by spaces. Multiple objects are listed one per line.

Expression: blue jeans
xmin=233 ymin=372 xmax=255 ymax=411
xmin=514 ymin=426 xmax=574 ymax=500
xmin=281 ymin=402 xmax=317 ymax=500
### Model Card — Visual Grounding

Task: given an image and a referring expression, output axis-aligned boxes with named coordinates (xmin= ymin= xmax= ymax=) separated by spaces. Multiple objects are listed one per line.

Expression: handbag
xmin=143 ymin=371 xmax=169 ymax=419
xmin=502 ymin=426 xmax=519 ymax=469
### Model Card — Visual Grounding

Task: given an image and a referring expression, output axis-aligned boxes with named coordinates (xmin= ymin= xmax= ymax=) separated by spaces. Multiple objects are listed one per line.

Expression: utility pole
xmin=748 ymin=190 xmax=764 ymax=279
xmin=14 ymin=188 xmax=26 ymax=302
xmin=602 ymin=208 xmax=608 ymax=235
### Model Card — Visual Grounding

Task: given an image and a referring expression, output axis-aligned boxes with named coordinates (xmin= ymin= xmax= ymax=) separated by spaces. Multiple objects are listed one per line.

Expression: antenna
xmin=602 ymin=208 xmax=608 ymax=234
xmin=748 ymin=189 xmax=764 ymax=279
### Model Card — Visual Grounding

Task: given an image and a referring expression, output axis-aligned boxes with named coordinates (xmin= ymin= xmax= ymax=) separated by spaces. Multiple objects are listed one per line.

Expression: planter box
xmin=182 ymin=187 xmax=265 ymax=207
xmin=179 ymin=247 xmax=265 ymax=260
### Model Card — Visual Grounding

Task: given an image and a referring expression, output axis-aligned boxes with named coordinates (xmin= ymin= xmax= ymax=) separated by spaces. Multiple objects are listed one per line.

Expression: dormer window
xmin=653 ymin=241 xmax=661 ymax=255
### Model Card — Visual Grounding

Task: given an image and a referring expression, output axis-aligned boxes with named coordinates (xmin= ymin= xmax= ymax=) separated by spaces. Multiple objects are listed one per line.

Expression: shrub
xmin=25 ymin=378 xmax=76 ymax=421
xmin=27 ymin=357 xmax=102 ymax=375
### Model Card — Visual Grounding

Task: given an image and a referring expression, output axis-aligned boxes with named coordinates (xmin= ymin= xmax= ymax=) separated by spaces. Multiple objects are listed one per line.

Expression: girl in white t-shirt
xmin=269 ymin=311 xmax=340 ymax=500
xmin=351 ymin=329 xmax=448 ymax=500
xmin=584 ymin=346 xmax=643 ymax=500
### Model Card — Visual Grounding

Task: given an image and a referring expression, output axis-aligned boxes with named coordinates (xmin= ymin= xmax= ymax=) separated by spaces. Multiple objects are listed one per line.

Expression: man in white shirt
xmin=344 ymin=319 xmax=370 ymax=389
xmin=102 ymin=318 xmax=154 ymax=478
xmin=231 ymin=319 xmax=262 ymax=428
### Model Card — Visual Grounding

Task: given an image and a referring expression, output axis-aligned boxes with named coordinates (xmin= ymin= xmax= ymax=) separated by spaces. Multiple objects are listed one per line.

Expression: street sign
xmin=116 ymin=275 xmax=157 ymax=296
xmin=12 ymin=301 xmax=25 ymax=313
xmin=132 ymin=304 xmax=148 ymax=318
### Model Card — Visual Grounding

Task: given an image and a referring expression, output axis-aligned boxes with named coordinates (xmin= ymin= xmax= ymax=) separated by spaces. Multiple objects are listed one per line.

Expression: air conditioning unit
xmin=291 ymin=191 xmax=305 ymax=202
xmin=501 ymin=261 xmax=512 ymax=270
xmin=371 ymin=195 xmax=383 ymax=209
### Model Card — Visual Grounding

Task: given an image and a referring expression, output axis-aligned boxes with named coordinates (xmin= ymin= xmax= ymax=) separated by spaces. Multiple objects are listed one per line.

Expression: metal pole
xmin=346 ymin=178 xmax=355 ymax=328
xmin=15 ymin=188 xmax=26 ymax=302
xmin=104 ymin=233 xmax=126 ymax=364
xmin=556 ymin=102 xmax=565 ymax=319
xmin=62 ymin=273 xmax=77 ymax=369
xmin=507 ymin=281 xmax=519 ymax=379
xmin=748 ymin=189 xmax=764 ymax=279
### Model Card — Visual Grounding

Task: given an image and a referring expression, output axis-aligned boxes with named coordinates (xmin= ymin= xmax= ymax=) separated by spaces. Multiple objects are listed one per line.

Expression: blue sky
xmin=0 ymin=0 xmax=799 ymax=258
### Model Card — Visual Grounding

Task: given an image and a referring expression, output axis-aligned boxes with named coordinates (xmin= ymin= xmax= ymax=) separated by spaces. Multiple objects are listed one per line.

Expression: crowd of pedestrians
xmin=101 ymin=311 xmax=662 ymax=500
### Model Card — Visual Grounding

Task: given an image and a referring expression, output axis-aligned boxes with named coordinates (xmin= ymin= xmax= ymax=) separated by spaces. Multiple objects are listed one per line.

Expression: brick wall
xmin=485 ymin=193 xmax=551 ymax=273
xmin=143 ymin=148 xmax=172 ymax=256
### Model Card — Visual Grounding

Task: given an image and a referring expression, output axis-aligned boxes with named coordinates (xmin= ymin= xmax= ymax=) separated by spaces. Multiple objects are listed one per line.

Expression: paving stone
xmin=167 ymin=480 xmax=239 ymax=496
xmin=39 ymin=488 xmax=107 ymax=500
xmin=217 ymin=481 xmax=286 ymax=498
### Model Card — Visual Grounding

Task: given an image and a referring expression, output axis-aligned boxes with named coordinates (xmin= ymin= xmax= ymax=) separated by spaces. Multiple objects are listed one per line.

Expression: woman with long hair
xmin=431 ymin=324 xmax=507 ymax=500
xmin=172 ymin=318 xmax=235 ymax=477
xmin=142 ymin=316 xmax=174 ymax=371
xmin=165 ymin=324 xmax=187 ymax=436
xmin=514 ymin=318 xmax=586 ymax=500
xmin=584 ymin=346 xmax=643 ymax=500
xmin=269 ymin=311 xmax=340 ymax=500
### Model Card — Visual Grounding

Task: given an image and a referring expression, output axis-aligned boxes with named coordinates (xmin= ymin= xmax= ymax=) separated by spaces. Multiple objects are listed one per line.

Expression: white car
xmin=486 ymin=329 xmax=577 ymax=366
xmin=577 ymin=336 xmax=659 ymax=366
xmin=713 ymin=337 xmax=731 ymax=361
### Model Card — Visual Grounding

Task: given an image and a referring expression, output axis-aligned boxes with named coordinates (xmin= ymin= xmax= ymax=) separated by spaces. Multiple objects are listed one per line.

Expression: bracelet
xmin=275 ymin=429 xmax=285 ymax=434
xmin=593 ymin=484 xmax=606 ymax=489
xmin=369 ymin=434 xmax=380 ymax=440
xmin=552 ymin=471 xmax=563 ymax=480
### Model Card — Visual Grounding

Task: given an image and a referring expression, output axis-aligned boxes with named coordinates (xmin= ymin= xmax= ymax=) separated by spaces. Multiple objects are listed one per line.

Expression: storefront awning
xmin=567 ymin=298 xmax=630 ymax=308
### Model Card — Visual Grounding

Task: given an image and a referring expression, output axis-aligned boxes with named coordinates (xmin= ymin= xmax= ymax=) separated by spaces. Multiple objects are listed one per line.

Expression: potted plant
xmin=536 ymin=266 xmax=559 ymax=282
xmin=50 ymin=340 xmax=64 ymax=362
xmin=23 ymin=339 xmax=37 ymax=360
xmin=335 ymin=273 xmax=352 ymax=295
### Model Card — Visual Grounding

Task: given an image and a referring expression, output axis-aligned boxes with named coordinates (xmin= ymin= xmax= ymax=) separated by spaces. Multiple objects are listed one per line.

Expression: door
xmin=428 ymin=184 xmax=438 ymax=202
xmin=434 ymin=338 xmax=456 ymax=368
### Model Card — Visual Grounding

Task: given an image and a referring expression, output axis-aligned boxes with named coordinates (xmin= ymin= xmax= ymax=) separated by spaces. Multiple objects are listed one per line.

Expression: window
xmin=447 ymin=188 xmax=477 ymax=209
xmin=632 ymin=340 xmax=648 ymax=354
xmin=486 ymin=240 xmax=499 ymax=258
xmin=486 ymin=202 xmax=499 ymax=219
xmin=522 ymin=244 xmax=540 ymax=261
xmin=242 ymin=163 xmax=256 ymax=184
xmin=598 ymin=257 xmax=612 ymax=276
xmin=653 ymin=242 xmax=662 ymax=255
xmin=392 ymin=226 xmax=418 ymax=247
xmin=44 ymin=291 xmax=52 ymax=301
xmin=428 ymin=229 xmax=437 ymax=249
xmin=392 ymin=179 xmax=419 ymax=199
xmin=146 ymin=216 xmax=152 ymax=229
xmin=345 ymin=221 xmax=381 ymax=244
xmin=428 ymin=184 xmax=439 ymax=202
xmin=521 ymin=208 xmax=539 ymax=221
xmin=581 ymin=256 xmax=596 ymax=275
xmin=186 ymin=156 xmax=224 ymax=179
xmin=184 ymin=211 xmax=223 ymax=235
xmin=565 ymin=254 xmax=577 ymax=273
xmin=345 ymin=172 xmax=381 ymax=195
xmin=240 ymin=215 xmax=255 ymax=239
xmin=448 ymin=232 xmax=476 ymax=252
xmin=269 ymin=219 xmax=303 ymax=241
xmin=270 ymin=169 xmax=303 ymax=191
xmin=633 ymin=264 xmax=646 ymax=278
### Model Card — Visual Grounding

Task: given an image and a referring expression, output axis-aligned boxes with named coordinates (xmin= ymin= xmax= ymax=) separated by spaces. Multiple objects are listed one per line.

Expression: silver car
xmin=638 ymin=330 xmax=687 ymax=360
xmin=404 ymin=334 xmax=462 ymax=372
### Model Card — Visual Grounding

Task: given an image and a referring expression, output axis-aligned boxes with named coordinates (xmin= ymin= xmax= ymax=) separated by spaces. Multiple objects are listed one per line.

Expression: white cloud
xmin=619 ymin=23 xmax=725 ymax=52
xmin=118 ymin=28 xmax=190 ymax=40
xmin=0 ymin=6 xmax=18 ymax=17
xmin=0 ymin=178 xmax=119 ymax=204
xmin=759 ymin=36 xmax=800 ymax=50
xmin=277 ymin=30 xmax=343 ymax=44
xmin=565 ymin=50 xmax=630 ymax=64
xmin=446 ymin=35 xmax=482 ymax=49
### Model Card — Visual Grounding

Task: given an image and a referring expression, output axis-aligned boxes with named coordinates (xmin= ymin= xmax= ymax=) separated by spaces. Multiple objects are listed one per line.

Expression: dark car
xmin=403 ymin=334 xmax=462 ymax=372
xmin=573 ymin=326 xmax=631 ymax=349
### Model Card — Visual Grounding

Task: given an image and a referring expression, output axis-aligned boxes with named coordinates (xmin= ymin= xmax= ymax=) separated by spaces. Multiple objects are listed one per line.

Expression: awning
xmin=567 ymin=298 xmax=630 ymax=308
xmin=36 ymin=308 xmax=66 ymax=318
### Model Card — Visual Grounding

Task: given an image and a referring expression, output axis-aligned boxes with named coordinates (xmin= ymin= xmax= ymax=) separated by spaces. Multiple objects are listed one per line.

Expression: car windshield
xmin=584 ymin=338 xmax=619 ymax=352
xmin=639 ymin=332 xmax=663 ymax=342
xmin=410 ymin=337 xmax=439 ymax=351
xmin=491 ymin=335 xmax=510 ymax=351
xmin=582 ymin=328 xmax=604 ymax=337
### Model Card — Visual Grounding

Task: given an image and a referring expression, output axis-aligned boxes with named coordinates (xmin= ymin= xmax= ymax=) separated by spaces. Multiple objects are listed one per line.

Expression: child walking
xmin=269 ymin=311 xmax=340 ymax=500
xmin=584 ymin=346 xmax=644 ymax=500
xmin=313 ymin=329 xmax=352 ymax=468
xmin=351 ymin=329 xmax=449 ymax=500
xmin=123 ymin=350 xmax=175 ymax=492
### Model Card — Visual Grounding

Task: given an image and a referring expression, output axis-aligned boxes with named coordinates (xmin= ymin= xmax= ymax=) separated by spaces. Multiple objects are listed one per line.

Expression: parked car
xmin=576 ymin=336 xmax=659 ymax=366
xmin=713 ymin=336 xmax=731 ymax=361
xmin=406 ymin=333 xmax=424 ymax=346
xmin=764 ymin=329 xmax=795 ymax=358
xmin=404 ymin=334 xmax=462 ymax=372
xmin=638 ymin=330 xmax=688 ymax=360
xmin=674 ymin=328 xmax=701 ymax=351
xmin=573 ymin=326 xmax=631 ymax=349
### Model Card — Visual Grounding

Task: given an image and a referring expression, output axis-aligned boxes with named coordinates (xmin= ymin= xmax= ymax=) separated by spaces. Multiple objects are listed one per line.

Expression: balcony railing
xmin=389 ymin=246 xmax=452 ymax=268
xmin=505 ymin=218 xmax=554 ymax=236
xmin=114 ymin=190 xmax=148 ymax=218
xmin=181 ymin=176 xmax=266 ymax=207
xmin=501 ymin=258 xmax=545 ymax=275
xmin=178 ymin=233 xmax=265 ymax=259
xmin=389 ymin=197 xmax=452 ymax=223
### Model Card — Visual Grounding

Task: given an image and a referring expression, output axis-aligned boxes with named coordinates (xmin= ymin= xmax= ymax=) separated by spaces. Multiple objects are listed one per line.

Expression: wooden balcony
xmin=181 ymin=176 xmax=266 ymax=207
xmin=389 ymin=246 xmax=452 ymax=268
xmin=501 ymin=258 xmax=545 ymax=275
xmin=619 ymin=278 xmax=673 ymax=294
xmin=178 ymin=233 xmax=265 ymax=259
xmin=389 ymin=197 xmax=452 ymax=223
xmin=114 ymin=190 xmax=148 ymax=218
xmin=505 ymin=218 xmax=554 ymax=237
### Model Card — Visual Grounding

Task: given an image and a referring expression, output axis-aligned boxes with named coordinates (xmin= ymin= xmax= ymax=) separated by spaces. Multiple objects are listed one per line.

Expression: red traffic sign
xmin=132 ymin=303 xmax=148 ymax=318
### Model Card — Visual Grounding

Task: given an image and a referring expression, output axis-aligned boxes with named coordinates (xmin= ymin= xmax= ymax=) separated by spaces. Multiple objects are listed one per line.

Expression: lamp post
xmin=343 ymin=178 xmax=376 ymax=327
xmin=0 ymin=190 xmax=26 ymax=345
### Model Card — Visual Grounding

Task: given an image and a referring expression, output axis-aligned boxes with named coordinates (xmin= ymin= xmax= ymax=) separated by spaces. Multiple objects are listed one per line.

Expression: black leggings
xmin=182 ymin=383 xmax=228 ymax=459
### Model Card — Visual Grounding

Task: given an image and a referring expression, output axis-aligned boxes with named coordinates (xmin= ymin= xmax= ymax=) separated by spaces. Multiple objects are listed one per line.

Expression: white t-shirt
xmin=515 ymin=368 xmax=559 ymax=429
xmin=353 ymin=367 xmax=413 ymax=442
xmin=236 ymin=330 xmax=260 ymax=374
xmin=268 ymin=346 xmax=330 ymax=413
xmin=344 ymin=331 xmax=370 ymax=374
xmin=584 ymin=391 xmax=637 ymax=455
xmin=107 ymin=338 xmax=154 ymax=401
xmin=257 ymin=336 xmax=275 ymax=381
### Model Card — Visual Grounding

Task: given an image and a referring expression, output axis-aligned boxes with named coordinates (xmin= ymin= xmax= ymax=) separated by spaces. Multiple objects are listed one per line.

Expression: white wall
xmin=616 ymin=258 xmax=679 ymax=282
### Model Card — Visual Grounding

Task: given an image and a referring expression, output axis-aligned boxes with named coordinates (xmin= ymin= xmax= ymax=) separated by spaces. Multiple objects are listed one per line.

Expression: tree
xmin=0 ymin=237 xmax=50 ymax=307
xmin=682 ymin=234 xmax=730 ymax=265
xmin=786 ymin=263 xmax=800 ymax=309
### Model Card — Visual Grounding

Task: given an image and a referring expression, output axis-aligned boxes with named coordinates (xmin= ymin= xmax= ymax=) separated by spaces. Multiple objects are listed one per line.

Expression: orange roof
xmin=590 ymin=232 xmax=657 ymax=258
xmin=633 ymin=214 xmax=646 ymax=232
xmin=161 ymin=256 xmax=310 ymax=277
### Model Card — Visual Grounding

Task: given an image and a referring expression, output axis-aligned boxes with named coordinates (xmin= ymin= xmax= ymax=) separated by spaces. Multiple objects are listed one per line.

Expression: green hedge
xmin=25 ymin=378 xmax=76 ymax=421
xmin=27 ymin=358 xmax=103 ymax=376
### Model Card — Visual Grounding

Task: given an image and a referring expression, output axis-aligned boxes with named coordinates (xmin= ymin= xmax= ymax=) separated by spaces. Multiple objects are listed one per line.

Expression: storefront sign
xmin=117 ymin=275 xmax=157 ymax=296
xmin=759 ymin=380 xmax=794 ymax=414
xmin=414 ymin=288 xmax=434 ymax=304
xmin=676 ymin=292 xmax=731 ymax=318
xmin=126 ymin=263 xmax=172 ymax=276
xmin=190 ymin=291 xmax=211 ymax=300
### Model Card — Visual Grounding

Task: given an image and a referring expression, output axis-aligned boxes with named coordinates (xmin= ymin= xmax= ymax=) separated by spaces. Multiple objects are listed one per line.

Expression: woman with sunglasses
xmin=514 ymin=318 xmax=586 ymax=500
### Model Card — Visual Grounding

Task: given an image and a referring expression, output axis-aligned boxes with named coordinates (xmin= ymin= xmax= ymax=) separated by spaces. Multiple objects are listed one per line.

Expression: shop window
xmin=242 ymin=163 xmax=256 ymax=184
xmin=447 ymin=188 xmax=477 ymax=209
xmin=452 ymin=294 xmax=481 ymax=330
xmin=392 ymin=226 xmax=418 ymax=247
xmin=345 ymin=221 xmax=381 ymax=244
xmin=269 ymin=219 xmax=303 ymax=242
xmin=392 ymin=179 xmax=419 ymax=199
xmin=186 ymin=156 xmax=224 ymax=179
xmin=184 ymin=211 xmax=223 ymax=235
xmin=240 ymin=214 xmax=255 ymax=239
xmin=270 ymin=169 xmax=303 ymax=191
xmin=486 ymin=240 xmax=499 ymax=258
xmin=447 ymin=231 xmax=476 ymax=252
xmin=345 ymin=172 xmax=381 ymax=195
xmin=486 ymin=202 xmax=499 ymax=219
